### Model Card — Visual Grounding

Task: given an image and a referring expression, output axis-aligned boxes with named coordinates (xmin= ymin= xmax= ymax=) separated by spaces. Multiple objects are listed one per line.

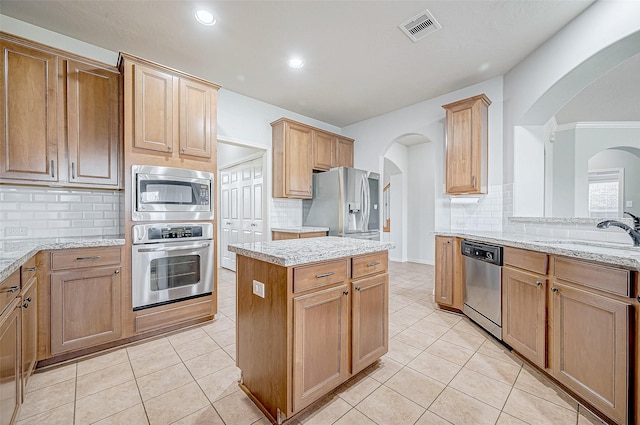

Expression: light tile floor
xmin=18 ymin=262 xmax=608 ymax=425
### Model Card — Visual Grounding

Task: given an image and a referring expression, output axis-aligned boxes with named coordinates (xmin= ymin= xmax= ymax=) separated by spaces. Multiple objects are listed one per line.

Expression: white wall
xmin=504 ymin=1 xmax=640 ymax=216
xmin=550 ymin=124 xmax=640 ymax=217
xmin=406 ymin=143 xmax=436 ymax=264
xmin=589 ymin=149 xmax=640 ymax=217
xmin=384 ymin=144 xmax=408 ymax=262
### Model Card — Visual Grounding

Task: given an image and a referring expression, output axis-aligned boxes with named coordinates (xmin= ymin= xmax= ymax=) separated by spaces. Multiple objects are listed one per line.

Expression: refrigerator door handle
xmin=362 ymin=173 xmax=370 ymax=231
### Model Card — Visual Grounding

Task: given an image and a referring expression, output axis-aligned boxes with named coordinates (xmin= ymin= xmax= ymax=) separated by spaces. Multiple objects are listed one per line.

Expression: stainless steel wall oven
xmin=132 ymin=165 xmax=214 ymax=222
xmin=132 ymin=223 xmax=214 ymax=310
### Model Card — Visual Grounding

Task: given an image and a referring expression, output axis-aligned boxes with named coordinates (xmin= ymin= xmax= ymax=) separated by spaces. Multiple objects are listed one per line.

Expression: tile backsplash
xmin=270 ymin=198 xmax=302 ymax=228
xmin=0 ymin=185 xmax=123 ymax=239
xmin=450 ymin=184 xmax=511 ymax=233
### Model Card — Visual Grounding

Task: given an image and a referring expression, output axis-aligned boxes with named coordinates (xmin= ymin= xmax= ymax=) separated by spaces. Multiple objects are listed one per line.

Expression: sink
xmin=534 ymin=240 xmax=640 ymax=252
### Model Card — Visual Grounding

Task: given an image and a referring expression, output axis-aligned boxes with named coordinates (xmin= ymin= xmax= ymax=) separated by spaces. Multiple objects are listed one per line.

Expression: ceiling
xmin=1 ymin=1 xmax=599 ymax=128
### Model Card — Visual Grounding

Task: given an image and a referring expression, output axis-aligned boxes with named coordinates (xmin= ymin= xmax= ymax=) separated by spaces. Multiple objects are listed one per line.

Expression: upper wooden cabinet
xmin=272 ymin=118 xmax=313 ymax=198
xmin=67 ymin=60 xmax=120 ymax=186
xmin=0 ymin=39 xmax=58 ymax=183
xmin=334 ymin=137 xmax=354 ymax=168
xmin=312 ymin=130 xmax=334 ymax=171
xmin=272 ymin=118 xmax=354 ymax=198
xmin=442 ymin=94 xmax=490 ymax=195
xmin=0 ymin=34 xmax=121 ymax=188
xmin=120 ymin=53 xmax=219 ymax=161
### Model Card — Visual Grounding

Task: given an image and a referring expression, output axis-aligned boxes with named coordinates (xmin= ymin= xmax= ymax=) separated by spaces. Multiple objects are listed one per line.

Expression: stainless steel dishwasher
xmin=461 ymin=240 xmax=503 ymax=340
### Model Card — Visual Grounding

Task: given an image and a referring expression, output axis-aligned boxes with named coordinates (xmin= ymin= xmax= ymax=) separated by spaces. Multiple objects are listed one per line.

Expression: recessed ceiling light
xmin=288 ymin=58 xmax=304 ymax=69
xmin=195 ymin=10 xmax=216 ymax=26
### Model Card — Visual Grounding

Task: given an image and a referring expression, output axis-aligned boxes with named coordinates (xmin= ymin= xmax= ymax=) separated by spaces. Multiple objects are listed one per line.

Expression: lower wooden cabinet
xmin=50 ymin=265 xmax=122 ymax=354
xmin=434 ymin=236 xmax=463 ymax=311
xmin=502 ymin=266 xmax=547 ymax=368
xmin=351 ymin=273 xmax=388 ymax=374
xmin=20 ymin=277 xmax=37 ymax=400
xmin=272 ymin=231 xmax=327 ymax=240
xmin=551 ymin=282 xmax=631 ymax=425
xmin=0 ymin=299 xmax=20 ymax=425
xmin=292 ymin=284 xmax=350 ymax=412
xmin=236 ymin=250 xmax=389 ymax=424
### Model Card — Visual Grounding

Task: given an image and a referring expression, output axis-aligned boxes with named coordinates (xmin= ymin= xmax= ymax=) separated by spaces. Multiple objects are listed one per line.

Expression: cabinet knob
xmin=167 ymin=146 xmax=173 ymax=152
xmin=536 ymin=281 xmax=542 ymax=287
xmin=26 ymin=297 xmax=32 ymax=302
xmin=343 ymin=290 xmax=349 ymax=296
xmin=22 ymin=302 xmax=29 ymax=309
xmin=355 ymin=286 xmax=361 ymax=291
xmin=551 ymin=287 xmax=559 ymax=293
xmin=114 ymin=269 xmax=120 ymax=274
xmin=181 ymin=147 xmax=187 ymax=152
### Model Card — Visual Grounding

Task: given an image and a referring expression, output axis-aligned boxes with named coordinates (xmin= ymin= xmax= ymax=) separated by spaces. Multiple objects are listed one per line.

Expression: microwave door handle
xmin=138 ymin=243 xmax=210 ymax=252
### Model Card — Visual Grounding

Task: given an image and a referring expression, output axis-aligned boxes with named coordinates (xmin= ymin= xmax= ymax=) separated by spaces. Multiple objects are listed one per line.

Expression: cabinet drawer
xmin=294 ymin=260 xmax=348 ymax=293
xmin=352 ymin=252 xmax=388 ymax=279
xmin=553 ymin=257 xmax=631 ymax=297
xmin=21 ymin=256 xmax=37 ymax=284
xmin=504 ymin=247 xmax=548 ymax=274
xmin=1 ymin=270 xmax=20 ymax=316
xmin=51 ymin=247 xmax=121 ymax=271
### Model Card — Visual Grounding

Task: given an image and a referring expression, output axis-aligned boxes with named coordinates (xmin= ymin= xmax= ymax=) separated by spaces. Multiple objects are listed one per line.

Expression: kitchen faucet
xmin=596 ymin=220 xmax=640 ymax=246
xmin=623 ymin=211 xmax=640 ymax=230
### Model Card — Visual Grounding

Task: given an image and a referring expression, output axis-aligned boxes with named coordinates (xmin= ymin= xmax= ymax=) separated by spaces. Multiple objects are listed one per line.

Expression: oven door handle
xmin=137 ymin=243 xmax=210 ymax=253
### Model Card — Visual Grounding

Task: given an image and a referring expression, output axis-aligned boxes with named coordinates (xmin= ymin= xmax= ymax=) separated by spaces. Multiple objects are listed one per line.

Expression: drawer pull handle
xmin=355 ymin=286 xmax=361 ymax=291
xmin=367 ymin=261 xmax=381 ymax=267
xmin=76 ymin=256 xmax=101 ymax=261
xmin=343 ymin=290 xmax=349 ymax=296
xmin=551 ymin=287 xmax=559 ymax=293
xmin=25 ymin=267 xmax=37 ymax=272
xmin=22 ymin=301 xmax=30 ymax=309
xmin=26 ymin=297 xmax=32 ymax=302
xmin=316 ymin=272 xmax=334 ymax=279
xmin=1 ymin=285 xmax=19 ymax=293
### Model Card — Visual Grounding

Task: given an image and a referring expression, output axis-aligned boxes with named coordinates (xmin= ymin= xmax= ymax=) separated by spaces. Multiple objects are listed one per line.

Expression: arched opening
xmin=381 ymin=133 xmax=436 ymax=264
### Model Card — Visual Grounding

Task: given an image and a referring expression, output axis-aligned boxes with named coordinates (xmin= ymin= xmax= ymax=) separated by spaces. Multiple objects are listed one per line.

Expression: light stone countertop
xmin=270 ymin=226 xmax=330 ymax=234
xmin=434 ymin=230 xmax=640 ymax=270
xmin=229 ymin=236 xmax=395 ymax=267
xmin=0 ymin=236 xmax=125 ymax=282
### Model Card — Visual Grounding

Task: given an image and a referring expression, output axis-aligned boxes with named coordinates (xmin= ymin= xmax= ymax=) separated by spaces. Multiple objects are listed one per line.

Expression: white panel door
xmin=219 ymin=158 xmax=264 ymax=271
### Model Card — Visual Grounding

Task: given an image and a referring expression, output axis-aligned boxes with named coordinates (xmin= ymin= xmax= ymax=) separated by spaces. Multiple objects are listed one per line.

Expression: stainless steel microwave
xmin=132 ymin=165 xmax=214 ymax=221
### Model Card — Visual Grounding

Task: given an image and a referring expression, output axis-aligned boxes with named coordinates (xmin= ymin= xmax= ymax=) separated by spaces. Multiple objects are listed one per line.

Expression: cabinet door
xmin=20 ymin=278 xmax=38 ymax=399
xmin=434 ymin=236 xmax=454 ymax=307
xmin=445 ymin=106 xmax=477 ymax=194
xmin=178 ymin=78 xmax=214 ymax=158
xmin=0 ymin=301 xmax=20 ymax=425
xmin=333 ymin=138 xmax=353 ymax=168
xmin=502 ymin=267 xmax=546 ymax=368
xmin=312 ymin=130 xmax=334 ymax=171
xmin=134 ymin=63 xmax=175 ymax=153
xmin=293 ymin=284 xmax=349 ymax=412
xmin=551 ymin=283 xmax=630 ymax=424
xmin=50 ymin=266 xmax=122 ymax=354
xmin=67 ymin=60 xmax=119 ymax=187
xmin=284 ymin=122 xmax=313 ymax=198
xmin=352 ymin=274 xmax=388 ymax=374
xmin=0 ymin=40 xmax=58 ymax=182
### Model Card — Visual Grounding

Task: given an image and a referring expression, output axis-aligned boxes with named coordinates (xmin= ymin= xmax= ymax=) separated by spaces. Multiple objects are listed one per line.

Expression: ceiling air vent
xmin=399 ymin=9 xmax=442 ymax=42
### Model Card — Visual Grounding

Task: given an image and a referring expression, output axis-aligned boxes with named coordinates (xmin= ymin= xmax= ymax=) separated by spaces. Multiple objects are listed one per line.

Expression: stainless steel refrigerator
xmin=303 ymin=167 xmax=380 ymax=240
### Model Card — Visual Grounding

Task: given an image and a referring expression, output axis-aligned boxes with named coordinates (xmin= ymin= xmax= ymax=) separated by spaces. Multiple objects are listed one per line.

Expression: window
xmin=588 ymin=168 xmax=624 ymax=218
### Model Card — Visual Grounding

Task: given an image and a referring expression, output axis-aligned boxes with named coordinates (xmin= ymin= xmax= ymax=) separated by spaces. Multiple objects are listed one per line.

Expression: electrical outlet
xmin=252 ymin=280 xmax=265 ymax=298
xmin=5 ymin=227 xmax=27 ymax=237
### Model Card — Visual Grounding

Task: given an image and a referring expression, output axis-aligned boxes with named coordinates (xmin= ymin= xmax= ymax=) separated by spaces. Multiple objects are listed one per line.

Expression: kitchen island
xmin=228 ymin=236 xmax=394 ymax=424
